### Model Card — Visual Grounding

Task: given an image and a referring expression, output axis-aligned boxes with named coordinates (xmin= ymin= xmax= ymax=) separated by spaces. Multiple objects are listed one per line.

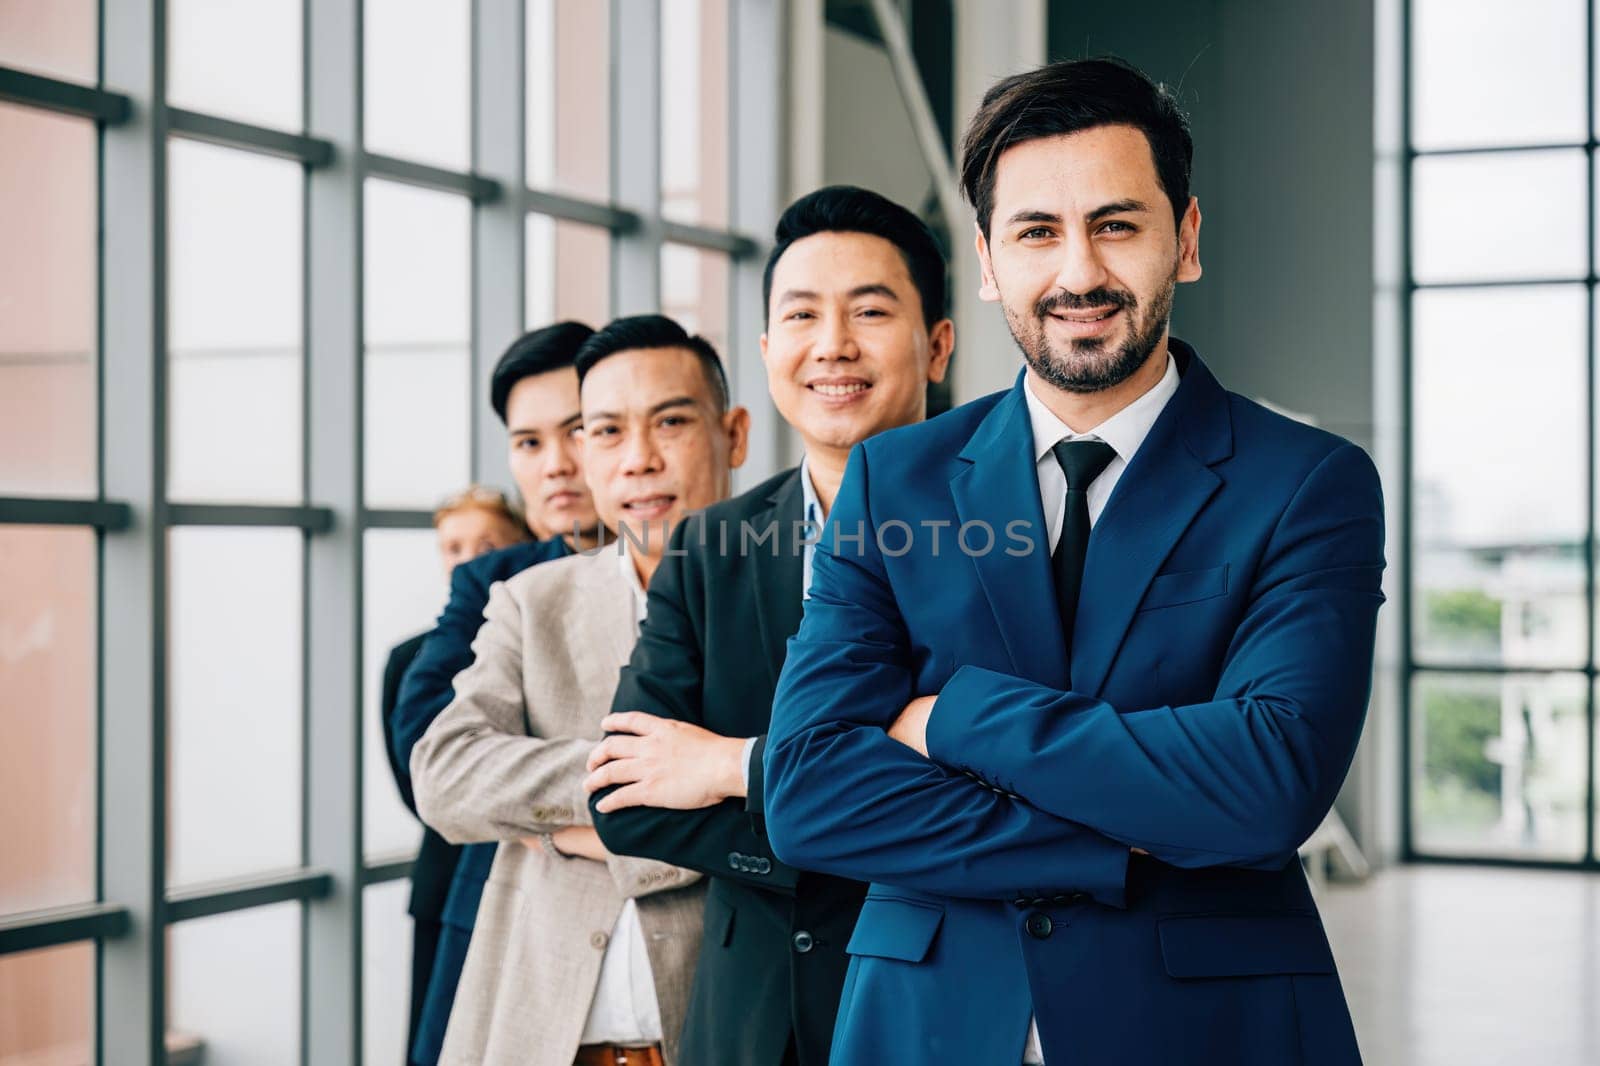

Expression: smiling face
xmin=579 ymin=346 xmax=749 ymax=563
xmin=975 ymin=124 xmax=1201 ymax=395
xmin=505 ymin=367 xmax=599 ymax=540
xmin=761 ymin=231 xmax=952 ymax=460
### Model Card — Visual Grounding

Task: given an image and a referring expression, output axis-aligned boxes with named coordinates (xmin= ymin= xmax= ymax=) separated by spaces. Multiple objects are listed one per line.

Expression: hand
xmin=888 ymin=695 xmax=936 ymax=756
xmin=584 ymin=711 xmax=748 ymax=813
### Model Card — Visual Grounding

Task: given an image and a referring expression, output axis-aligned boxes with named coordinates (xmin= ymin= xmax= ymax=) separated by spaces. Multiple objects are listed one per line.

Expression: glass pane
xmin=365 ymin=180 xmax=471 ymax=509
xmin=526 ymin=0 xmax=610 ymax=195
xmin=0 ymin=941 xmax=92 ymax=1065
xmin=363 ymin=879 xmax=412 ymax=1066
xmin=168 ymin=0 xmax=303 ymax=131
xmin=1412 ymin=286 xmax=1586 ymax=668
xmin=168 ymin=528 xmax=303 ymax=887
xmin=169 ymin=140 xmax=303 ymax=504
xmin=0 ymin=0 xmax=96 ymax=83
xmin=364 ymin=0 xmax=470 ymax=170
xmin=660 ymin=244 xmax=731 ymax=360
xmin=0 ymin=527 xmax=94 ymax=916
xmin=169 ymin=903 xmax=301 ymax=1066
xmin=1412 ymin=150 xmax=1586 ymax=284
xmin=660 ymin=0 xmax=729 ymax=226
xmin=1412 ymin=671 xmax=1587 ymax=859
xmin=1411 ymin=0 xmax=1585 ymax=150
xmin=526 ymin=215 xmax=611 ymax=330
xmin=0 ymin=103 xmax=96 ymax=497
xmin=364 ymin=529 xmax=444 ymax=861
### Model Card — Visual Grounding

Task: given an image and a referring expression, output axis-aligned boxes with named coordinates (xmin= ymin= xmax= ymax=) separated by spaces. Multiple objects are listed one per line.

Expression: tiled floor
xmin=1316 ymin=865 xmax=1600 ymax=1065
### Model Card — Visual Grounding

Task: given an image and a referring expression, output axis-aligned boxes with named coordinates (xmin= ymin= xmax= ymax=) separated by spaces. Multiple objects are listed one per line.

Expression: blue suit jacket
xmin=765 ymin=342 xmax=1384 ymax=1066
xmin=390 ymin=535 xmax=570 ymax=1065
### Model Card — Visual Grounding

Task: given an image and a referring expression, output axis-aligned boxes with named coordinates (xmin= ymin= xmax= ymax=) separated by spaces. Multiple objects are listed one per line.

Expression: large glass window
xmin=1407 ymin=0 xmax=1598 ymax=866
xmin=0 ymin=103 xmax=97 ymax=498
xmin=0 ymin=2 xmax=772 ymax=1061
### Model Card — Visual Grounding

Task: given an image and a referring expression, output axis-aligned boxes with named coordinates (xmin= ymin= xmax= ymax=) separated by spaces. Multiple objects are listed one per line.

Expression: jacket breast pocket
xmin=1158 ymin=912 xmax=1336 ymax=979
xmin=845 ymin=896 xmax=945 ymax=963
xmin=1138 ymin=563 xmax=1230 ymax=612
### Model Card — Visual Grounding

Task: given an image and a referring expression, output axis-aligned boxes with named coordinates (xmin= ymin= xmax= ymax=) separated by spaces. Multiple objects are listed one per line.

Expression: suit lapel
xmin=951 ymin=378 xmax=1070 ymax=690
xmin=1070 ymin=342 xmax=1233 ymax=695
xmin=750 ymin=469 xmax=806 ymax=690
xmin=575 ymin=547 xmax=639 ymax=672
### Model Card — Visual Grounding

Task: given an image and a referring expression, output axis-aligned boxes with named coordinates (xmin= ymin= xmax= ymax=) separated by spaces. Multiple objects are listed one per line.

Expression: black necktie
xmin=1051 ymin=439 xmax=1117 ymax=655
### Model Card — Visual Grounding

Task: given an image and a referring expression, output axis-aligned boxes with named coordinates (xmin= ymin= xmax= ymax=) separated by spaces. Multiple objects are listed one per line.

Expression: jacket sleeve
xmin=763 ymin=444 xmax=1137 ymax=906
xmin=388 ymin=558 xmax=497 ymax=802
xmin=924 ymin=442 xmax=1387 ymax=869
xmin=590 ymin=517 xmax=800 ymax=893
xmin=410 ymin=575 xmax=698 ymax=897
xmin=379 ymin=637 xmax=421 ymax=813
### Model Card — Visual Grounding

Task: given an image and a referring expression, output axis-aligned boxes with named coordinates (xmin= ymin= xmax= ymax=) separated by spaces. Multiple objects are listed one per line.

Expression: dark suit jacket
xmin=765 ymin=340 xmax=1383 ymax=1065
xmin=381 ymin=632 xmax=460 ymax=925
xmin=388 ymin=536 xmax=571 ymax=1064
xmin=591 ymin=468 xmax=866 ymax=1066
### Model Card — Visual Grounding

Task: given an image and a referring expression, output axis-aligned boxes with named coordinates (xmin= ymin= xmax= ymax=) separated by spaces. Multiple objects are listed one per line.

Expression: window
xmin=1406 ymin=0 xmax=1598 ymax=866
xmin=0 ymin=2 xmax=776 ymax=1062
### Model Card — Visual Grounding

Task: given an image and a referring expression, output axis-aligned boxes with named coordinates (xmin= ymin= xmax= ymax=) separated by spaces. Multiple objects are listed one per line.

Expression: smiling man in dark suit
xmin=584 ymin=186 xmax=953 ymax=1066
xmin=763 ymin=59 xmax=1384 ymax=1065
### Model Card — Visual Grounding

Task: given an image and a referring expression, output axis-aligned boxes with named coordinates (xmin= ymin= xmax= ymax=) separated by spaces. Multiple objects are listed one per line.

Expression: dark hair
xmin=574 ymin=314 xmax=730 ymax=412
xmin=762 ymin=185 xmax=948 ymax=328
xmin=489 ymin=320 xmax=595 ymax=424
xmin=959 ymin=56 xmax=1193 ymax=235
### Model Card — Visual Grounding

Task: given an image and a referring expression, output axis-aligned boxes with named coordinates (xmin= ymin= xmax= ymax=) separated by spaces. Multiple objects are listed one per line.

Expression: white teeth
xmin=812 ymin=382 xmax=869 ymax=396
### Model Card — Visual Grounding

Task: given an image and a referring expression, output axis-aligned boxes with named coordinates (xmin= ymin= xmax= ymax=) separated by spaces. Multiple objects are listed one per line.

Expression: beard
xmin=1003 ymin=267 xmax=1176 ymax=394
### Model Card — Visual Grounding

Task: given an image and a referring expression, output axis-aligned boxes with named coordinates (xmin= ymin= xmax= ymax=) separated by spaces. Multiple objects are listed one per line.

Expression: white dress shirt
xmin=1017 ymin=352 xmax=1179 ymax=1065
xmin=577 ymin=548 xmax=666 ymax=1046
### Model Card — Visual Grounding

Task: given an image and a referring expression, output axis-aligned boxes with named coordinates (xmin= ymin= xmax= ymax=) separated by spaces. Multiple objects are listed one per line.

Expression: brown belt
xmin=573 ymin=1044 xmax=664 ymax=1066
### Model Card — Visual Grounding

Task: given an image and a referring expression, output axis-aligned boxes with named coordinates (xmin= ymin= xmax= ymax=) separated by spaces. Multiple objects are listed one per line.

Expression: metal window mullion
xmin=1586 ymin=0 xmax=1598 ymax=868
xmin=166 ymin=107 xmax=334 ymax=167
xmin=728 ymin=0 xmax=782 ymax=489
xmin=611 ymin=0 xmax=661 ymax=315
xmin=0 ymin=64 xmax=132 ymax=123
xmin=100 ymin=0 xmax=168 ymax=1062
xmin=1399 ymin=0 xmax=1416 ymax=862
xmin=304 ymin=1 xmax=364 ymax=1062
xmin=164 ymin=868 xmax=334 ymax=925
xmin=471 ymin=0 xmax=525 ymax=489
xmin=524 ymin=187 xmax=639 ymax=231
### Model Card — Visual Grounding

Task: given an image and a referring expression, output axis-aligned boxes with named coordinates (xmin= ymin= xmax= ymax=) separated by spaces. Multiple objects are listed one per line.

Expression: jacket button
xmin=590 ymin=931 xmax=609 ymax=950
xmin=755 ymin=858 xmax=771 ymax=875
xmin=792 ymin=930 xmax=815 ymax=953
xmin=1025 ymin=912 xmax=1053 ymax=939
xmin=727 ymin=852 xmax=743 ymax=871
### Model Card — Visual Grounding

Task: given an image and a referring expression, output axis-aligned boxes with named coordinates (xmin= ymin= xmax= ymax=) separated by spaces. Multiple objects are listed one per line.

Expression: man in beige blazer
xmin=412 ymin=313 xmax=751 ymax=1066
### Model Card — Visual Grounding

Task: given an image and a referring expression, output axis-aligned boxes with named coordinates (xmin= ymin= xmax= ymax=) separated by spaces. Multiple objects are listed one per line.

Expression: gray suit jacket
xmin=412 ymin=548 xmax=705 ymax=1066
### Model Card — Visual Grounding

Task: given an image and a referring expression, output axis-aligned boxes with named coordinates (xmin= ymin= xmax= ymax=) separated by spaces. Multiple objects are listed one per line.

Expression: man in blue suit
xmin=764 ymin=58 xmax=1384 ymax=1065
xmin=388 ymin=321 xmax=601 ymax=1066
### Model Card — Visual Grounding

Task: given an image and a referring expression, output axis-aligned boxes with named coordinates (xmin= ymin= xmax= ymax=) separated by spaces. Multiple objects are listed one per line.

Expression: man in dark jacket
xmin=379 ymin=485 xmax=530 ymax=1056
xmin=585 ymin=187 xmax=953 ymax=1065
xmin=387 ymin=320 xmax=601 ymax=1066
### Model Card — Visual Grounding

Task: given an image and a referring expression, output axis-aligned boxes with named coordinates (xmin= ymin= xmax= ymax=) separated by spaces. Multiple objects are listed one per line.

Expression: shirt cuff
xmin=740 ymin=735 xmax=758 ymax=794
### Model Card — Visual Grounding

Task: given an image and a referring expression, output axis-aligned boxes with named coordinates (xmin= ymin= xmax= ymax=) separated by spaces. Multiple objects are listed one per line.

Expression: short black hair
xmin=762 ymin=185 xmax=948 ymax=328
xmin=573 ymin=314 xmax=729 ymax=412
xmin=489 ymin=320 xmax=595 ymax=424
xmin=959 ymin=56 xmax=1193 ymax=235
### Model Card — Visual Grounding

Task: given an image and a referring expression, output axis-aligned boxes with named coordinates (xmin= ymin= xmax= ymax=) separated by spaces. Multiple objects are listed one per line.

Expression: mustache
xmin=1035 ymin=288 xmax=1136 ymax=317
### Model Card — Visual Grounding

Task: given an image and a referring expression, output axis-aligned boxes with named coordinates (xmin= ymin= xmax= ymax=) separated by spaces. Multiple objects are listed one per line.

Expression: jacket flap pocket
xmin=1159 ymin=912 xmax=1335 ymax=979
xmin=845 ymin=897 xmax=945 ymax=962
xmin=1140 ymin=564 xmax=1229 ymax=611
